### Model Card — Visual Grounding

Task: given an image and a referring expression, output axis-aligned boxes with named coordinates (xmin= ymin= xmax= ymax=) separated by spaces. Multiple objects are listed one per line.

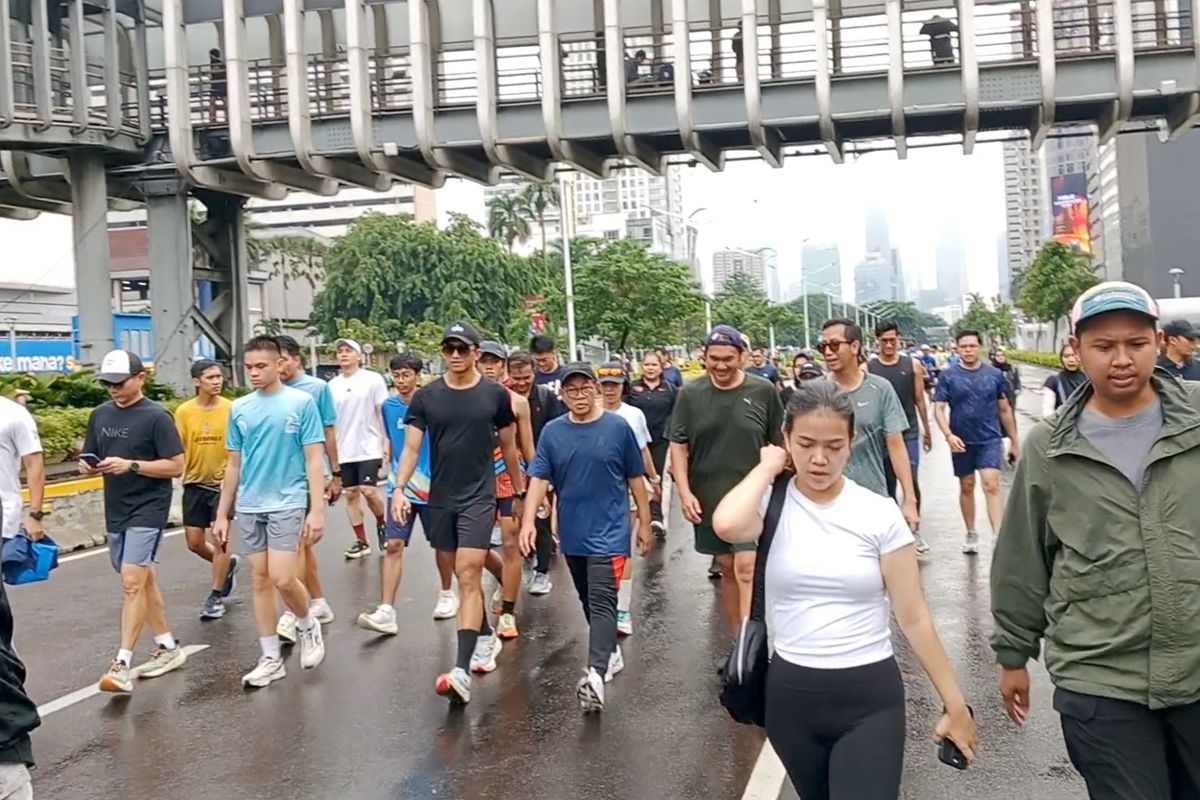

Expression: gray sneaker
xmin=137 ymin=644 xmax=187 ymax=679
xmin=200 ymin=594 xmax=226 ymax=620
xmin=962 ymin=531 xmax=980 ymax=555
xmin=914 ymin=534 xmax=931 ymax=555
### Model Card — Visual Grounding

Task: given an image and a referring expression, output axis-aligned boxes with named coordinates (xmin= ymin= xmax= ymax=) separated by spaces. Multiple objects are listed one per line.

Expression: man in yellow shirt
xmin=175 ymin=360 xmax=238 ymax=619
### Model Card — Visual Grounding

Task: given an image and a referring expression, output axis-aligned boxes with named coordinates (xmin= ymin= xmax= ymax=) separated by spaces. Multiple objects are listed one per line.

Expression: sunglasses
xmin=563 ymin=384 xmax=595 ymax=398
xmin=816 ymin=339 xmax=850 ymax=352
xmin=441 ymin=342 xmax=473 ymax=356
xmin=100 ymin=377 xmax=130 ymax=388
xmin=596 ymin=367 xmax=625 ymax=378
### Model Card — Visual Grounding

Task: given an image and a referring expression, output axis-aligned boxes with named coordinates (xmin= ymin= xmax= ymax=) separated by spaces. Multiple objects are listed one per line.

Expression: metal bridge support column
xmin=192 ymin=190 xmax=251 ymax=385
xmin=68 ymin=151 xmax=113 ymax=367
xmin=145 ymin=182 xmax=194 ymax=392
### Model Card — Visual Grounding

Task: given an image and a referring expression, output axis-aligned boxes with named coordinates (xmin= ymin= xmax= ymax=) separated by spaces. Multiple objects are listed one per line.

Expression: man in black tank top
xmin=870 ymin=322 xmax=932 ymax=551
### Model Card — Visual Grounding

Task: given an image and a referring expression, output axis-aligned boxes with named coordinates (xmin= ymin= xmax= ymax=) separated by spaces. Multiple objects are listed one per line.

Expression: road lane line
xmin=741 ymin=741 xmax=787 ymax=800
xmin=36 ymin=643 xmax=209 ymax=717
xmin=58 ymin=527 xmax=186 ymax=565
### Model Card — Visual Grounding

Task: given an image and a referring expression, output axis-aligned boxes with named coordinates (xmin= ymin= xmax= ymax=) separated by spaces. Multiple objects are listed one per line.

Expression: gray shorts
xmin=237 ymin=508 xmax=305 ymax=554
xmin=107 ymin=527 xmax=164 ymax=573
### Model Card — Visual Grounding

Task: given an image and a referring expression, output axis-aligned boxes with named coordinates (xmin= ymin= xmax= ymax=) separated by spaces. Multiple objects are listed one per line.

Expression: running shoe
xmin=277 ymin=610 xmax=298 ymax=644
xmin=651 ymin=520 xmax=667 ymax=539
xmin=491 ymin=586 xmax=504 ymax=615
xmin=962 ymin=531 xmax=980 ymax=555
xmin=616 ymin=609 xmax=633 ymax=637
xmin=310 ymin=598 xmax=335 ymax=624
xmin=436 ymin=667 xmax=471 ymax=704
xmin=707 ymin=558 xmax=723 ymax=579
xmin=576 ymin=668 xmax=605 ymax=712
xmin=343 ymin=540 xmax=371 ymax=560
xmin=137 ymin=644 xmax=187 ymax=679
xmin=433 ymin=590 xmax=459 ymax=620
xmin=200 ymin=593 xmax=226 ymax=620
xmin=496 ymin=613 xmax=519 ymax=640
xmin=242 ymin=656 xmax=286 ymax=688
xmin=914 ymin=534 xmax=931 ymax=555
xmin=357 ymin=605 xmax=398 ymax=635
xmin=606 ymin=646 xmax=624 ymax=683
xmin=98 ymin=659 xmax=133 ymax=694
xmin=221 ymin=554 xmax=240 ymax=598
xmin=470 ymin=634 xmax=502 ymax=674
xmin=528 ymin=573 xmax=552 ymax=596
xmin=298 ymin=620 xmax=325 ymax=669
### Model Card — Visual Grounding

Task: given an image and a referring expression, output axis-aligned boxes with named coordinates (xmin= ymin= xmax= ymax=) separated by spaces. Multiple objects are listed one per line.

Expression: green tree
xmin=1017 ymin=241 xmax=1099 ymax=345
xmin=863 ymin=300 xmax=947 ymax=340
xmin=311 ymin=213 xmax=543 ymax=341
xmin=713 ymin=273 xmax=773 ymax=345
xmin=990 ymin=296 xmax=1017 ymax=342
xmin=400 ymin=320 xmax=448 ymax=361
xmin=486 ymin=193 xmax=532 ymax=252
xmin=954 ymin=295 xmax=996 ymax=340
xmin=521 ymin=182 xmax=560 ymax=253
xmin=539 ymin=238 xmax=703 ymax=351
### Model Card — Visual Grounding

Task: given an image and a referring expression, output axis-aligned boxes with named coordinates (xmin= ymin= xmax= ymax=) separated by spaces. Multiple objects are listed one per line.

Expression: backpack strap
xmin=749 ymin=473 xmax=792 ymax=622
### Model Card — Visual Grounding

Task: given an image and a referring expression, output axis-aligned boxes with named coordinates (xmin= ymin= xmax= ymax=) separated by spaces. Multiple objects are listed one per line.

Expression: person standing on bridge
xmin=330 ymin=338 xmax=390 ymax=561
xmin=81 ymin=349 xmax=187 ymax=694
xmin=214 ymin=336 xmax=328 ymax=688
xmin=993 ymin=281 xmax=1200 ymax=798
xmin=174 ymin=360 xmax=239 ymax=620
xmin=920 ymin=15 xmax=959 ymax=65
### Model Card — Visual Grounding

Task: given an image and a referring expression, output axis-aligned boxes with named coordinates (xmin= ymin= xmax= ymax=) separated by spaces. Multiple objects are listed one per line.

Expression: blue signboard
xmin=0 ymin=339 xmax=77 ymax=373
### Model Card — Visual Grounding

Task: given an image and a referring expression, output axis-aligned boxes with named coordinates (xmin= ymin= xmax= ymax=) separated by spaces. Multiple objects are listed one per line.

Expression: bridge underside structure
xmin=0 ymin=0 xmax=1197 ymax=388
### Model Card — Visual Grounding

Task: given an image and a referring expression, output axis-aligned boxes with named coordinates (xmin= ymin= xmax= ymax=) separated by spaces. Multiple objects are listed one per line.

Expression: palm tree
xmin=486 ymin=193 xmax=532 ymax=252
xmin=521 ymin=181 xmax=560 ymax=253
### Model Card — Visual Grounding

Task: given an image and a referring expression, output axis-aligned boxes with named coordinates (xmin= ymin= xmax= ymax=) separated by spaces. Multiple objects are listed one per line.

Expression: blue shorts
xmin=951 ymin=439 xmax=1003 ymax=478
xmin=384 ymin=494 xmax=431 ymax=544
xmin=108 ymin=527 xmax=164 ymax=573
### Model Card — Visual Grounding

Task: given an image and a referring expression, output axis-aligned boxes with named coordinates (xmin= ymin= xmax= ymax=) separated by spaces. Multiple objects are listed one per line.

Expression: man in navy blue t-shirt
xmin=933 ymin=329 xmax=1019 ymax=555
xmin=520 ymin=362 xmax=650 ymax=713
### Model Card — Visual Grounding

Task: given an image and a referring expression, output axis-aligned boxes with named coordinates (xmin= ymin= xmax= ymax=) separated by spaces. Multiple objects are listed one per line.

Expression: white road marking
xmin=58 ymin=527 xmax=186 ymax=565
xmin=36 ymin=643 xmax=209 ymax=717
xmin=741 ymin=741 xmax=787 ymax=800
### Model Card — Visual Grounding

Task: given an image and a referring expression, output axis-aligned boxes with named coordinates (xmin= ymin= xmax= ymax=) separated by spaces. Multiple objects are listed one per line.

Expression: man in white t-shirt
xmin=0 ymin=396 xmax=44 ymax=541
xmin=329 ymin=338 xmax=390 ymax=560
xmin=597 ymin=361 xmax=660 ymax=638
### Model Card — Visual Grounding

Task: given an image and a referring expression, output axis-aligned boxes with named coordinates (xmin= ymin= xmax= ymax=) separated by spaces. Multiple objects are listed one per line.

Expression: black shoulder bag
xmin=718 ymin=473 xmax=791 ymax=727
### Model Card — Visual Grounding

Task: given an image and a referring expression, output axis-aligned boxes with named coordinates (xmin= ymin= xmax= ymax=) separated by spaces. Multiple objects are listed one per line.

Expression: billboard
xmin=1050 ymin=173 xmax=1091 ymax=255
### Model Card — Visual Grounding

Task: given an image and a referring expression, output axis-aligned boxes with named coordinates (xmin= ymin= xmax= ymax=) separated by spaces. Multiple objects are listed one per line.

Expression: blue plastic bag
xmin=1 ymin=533 xmax=59 ymax=585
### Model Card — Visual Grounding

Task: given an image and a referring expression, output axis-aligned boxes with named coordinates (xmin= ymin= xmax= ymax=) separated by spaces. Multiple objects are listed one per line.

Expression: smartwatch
xmin=28 ymin=510 xmax=46 ymax=522
xmin=332 ymin=470 xmax=342 ymax=478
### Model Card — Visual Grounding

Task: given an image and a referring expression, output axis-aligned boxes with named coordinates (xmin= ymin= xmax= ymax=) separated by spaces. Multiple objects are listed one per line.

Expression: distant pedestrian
xmin=208 ymin=48 xmax=226 ymax=123
xmin=627 ymin=351 xmax=676 ymax=538
xmin=920 ymin=15 xmax=959 ymax=65
xmin=1041 ymin=343 xmax=1089 ymax=416
xmin=531 ymin=334 xmax=565 ymax=394
xmin=659 ymin=348 xmax=684 ymax=389
xmin=1157 ymin=319 xmax=1200 ymax=380
xmin=745 ymin=347 xmax=782 ymax=388
xmin=732 ymin=21 xmax=744 ymax=81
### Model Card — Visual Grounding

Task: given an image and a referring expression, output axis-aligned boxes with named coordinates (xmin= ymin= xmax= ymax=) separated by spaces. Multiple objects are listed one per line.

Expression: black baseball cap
xmin=561 ymin=361 xmax=596 ymax=382
xmin=442 ymin=320 xmax=481 ymax=347
xmin=705 ymin=324 xmax=746 ymax=350
xmin=98 ymin=349 xmax=145 ymax=384
xmin=479 ymin=340 xmax=507 ymax=360
xmin=1163 ymin=319 xmax=1199 ymax=339
xmin=797 ymin=362 xmax=824 ymax=380
xmin=596 ymin=360 xmax=627 ymax=384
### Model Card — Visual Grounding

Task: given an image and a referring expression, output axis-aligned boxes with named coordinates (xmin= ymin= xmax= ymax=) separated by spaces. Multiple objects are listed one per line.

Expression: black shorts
xmin=427 ymin=499 xmax=495 ymax=552
xmin=182 ymin=484 xmax=221 ymax=529
xmin=341 ymin=459 xmax=382 ymax=488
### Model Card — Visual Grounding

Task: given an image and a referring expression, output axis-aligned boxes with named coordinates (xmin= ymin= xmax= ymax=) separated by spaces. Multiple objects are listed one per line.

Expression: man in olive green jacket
xmin=992 ymin=281 xmax=1200 ymax=799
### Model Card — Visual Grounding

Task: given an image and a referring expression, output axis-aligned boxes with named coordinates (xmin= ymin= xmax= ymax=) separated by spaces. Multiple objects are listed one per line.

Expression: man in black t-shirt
xmin=80 ymin=350 xmax=187 ymax=694
xmin=393 ymin=322 xmax=524 ymax=705
xmin=531 ymin=334 xmax=565 ymax=395
xmin=920 ymin=15 xmax=959 ymax=64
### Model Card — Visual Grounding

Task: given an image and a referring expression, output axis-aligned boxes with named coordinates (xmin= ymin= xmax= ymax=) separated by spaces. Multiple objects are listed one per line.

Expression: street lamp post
xmin=559 ymin=172 xmax=578 ymax=361
xmin=1171 ymin=267 xmax=1185 ymax=299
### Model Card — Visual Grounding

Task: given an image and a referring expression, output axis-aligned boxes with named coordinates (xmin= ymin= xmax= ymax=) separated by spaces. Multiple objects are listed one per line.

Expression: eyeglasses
xmin=596 ymin=367 xmax=625 ymax=378
xmin=563 ymin=385 xmax=595 ymax=398
xmin=441 ymin=342 xmax=473 ymax=356
xmin=816 ymin=339 xmax=849 ymax=352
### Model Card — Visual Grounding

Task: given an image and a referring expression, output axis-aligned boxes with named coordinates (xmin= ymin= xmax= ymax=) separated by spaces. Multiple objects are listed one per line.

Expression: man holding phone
xmin=213 ymin=336 xmax=329 ymax=688
xmin=81 ymin=349 xmax=187 ymax=694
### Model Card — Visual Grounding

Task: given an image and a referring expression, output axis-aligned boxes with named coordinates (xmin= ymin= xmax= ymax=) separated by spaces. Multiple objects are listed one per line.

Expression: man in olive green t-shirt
xmin=669 ymin=325 xmax=784 ymax=634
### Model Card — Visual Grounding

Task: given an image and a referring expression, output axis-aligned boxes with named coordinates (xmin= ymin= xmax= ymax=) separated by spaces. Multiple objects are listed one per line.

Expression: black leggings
xmin=648 ymin=439 xmax=669 ymax=523
xmin=766 ymin=656 xmax=906 ymax=800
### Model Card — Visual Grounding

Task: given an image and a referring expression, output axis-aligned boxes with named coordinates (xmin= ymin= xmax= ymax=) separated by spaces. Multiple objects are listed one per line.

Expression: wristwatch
xmin=332 ymin=470 xmax=342 ymax=478
xmin=130 ymin=461 xmax=141 ymax=474
xmin=27 ymin=510 xmax=45 ymax=522
xmin=515 ymin=491 xmax=527 ymax=500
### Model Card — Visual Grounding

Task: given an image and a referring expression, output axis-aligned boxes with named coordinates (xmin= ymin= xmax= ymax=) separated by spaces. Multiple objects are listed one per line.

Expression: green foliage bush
xmin=1006 ymin=349 xmax=1062 ymax=369
xmin=34 ymin=407 xmax=93 ymax=463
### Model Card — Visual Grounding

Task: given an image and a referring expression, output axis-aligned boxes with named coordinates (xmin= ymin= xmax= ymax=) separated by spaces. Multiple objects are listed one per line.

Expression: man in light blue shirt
xmin=214 ymin=336 xmax=328 ymax=689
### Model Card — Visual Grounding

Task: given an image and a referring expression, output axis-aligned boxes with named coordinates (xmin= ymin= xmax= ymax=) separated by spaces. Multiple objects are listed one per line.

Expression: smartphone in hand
xmin=937 ymin=705 xmax=974 ymax=770
xmin=80 ymin=453 xmax=102 ymax=468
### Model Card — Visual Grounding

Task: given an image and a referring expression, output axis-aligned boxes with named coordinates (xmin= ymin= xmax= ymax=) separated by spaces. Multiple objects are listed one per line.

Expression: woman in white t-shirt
xmin=713 ymin=380 xmax=976 ymax=799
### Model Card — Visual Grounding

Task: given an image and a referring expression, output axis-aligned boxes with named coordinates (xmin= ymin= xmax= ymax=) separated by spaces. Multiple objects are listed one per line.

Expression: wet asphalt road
xmin=19 ymin=365 xmax=1085 ymax=799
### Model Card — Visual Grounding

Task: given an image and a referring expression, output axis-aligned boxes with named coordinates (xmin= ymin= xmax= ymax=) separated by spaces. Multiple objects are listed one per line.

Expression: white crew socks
xmin=296 ymin=615 xmax=316 ymax=631
xmin=117 ymin=648 xmax=134 ymax=666
xmin=153 ymin=633 xmax=177 ymax=650
xmin=259 ymin=635 xmax=282 ymax=660
xmin=617 ymin=579 xmax=632 ymax=613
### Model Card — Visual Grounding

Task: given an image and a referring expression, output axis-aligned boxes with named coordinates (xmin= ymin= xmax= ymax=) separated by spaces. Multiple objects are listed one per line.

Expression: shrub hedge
xmin=1005 ymin=349 xmax=1062 ymax=369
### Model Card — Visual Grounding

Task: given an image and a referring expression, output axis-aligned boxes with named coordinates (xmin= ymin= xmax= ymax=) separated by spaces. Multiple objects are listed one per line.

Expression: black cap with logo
xmin=442 ymin=321 xmax=481 ymax=347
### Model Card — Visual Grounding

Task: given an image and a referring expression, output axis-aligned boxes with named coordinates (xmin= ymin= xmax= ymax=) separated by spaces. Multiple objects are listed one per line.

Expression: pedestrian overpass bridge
xmin=0 ymin=0 xmax=1195 ymax=387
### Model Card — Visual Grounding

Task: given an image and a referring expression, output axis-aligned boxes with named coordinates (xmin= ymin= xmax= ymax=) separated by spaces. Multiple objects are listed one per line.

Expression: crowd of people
xmin=0 ymin=278 xmax=1196 ymax=798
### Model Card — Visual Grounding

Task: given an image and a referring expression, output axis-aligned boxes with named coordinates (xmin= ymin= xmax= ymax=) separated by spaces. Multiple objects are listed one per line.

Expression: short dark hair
xmin=955 ymin=329 xmax=981 ymax=345
xmin=792 ymin=351 xmax=809 ymax=367
xmin=507 ymin=350 xmax=535 ymax=370
xmin=275 ymin=335 xmax=302 ymax=357
xmin=874 ymin=319 xmax=899 ymax=337
xmin=389 ymin=352 xmax=423 ymax=373
xmin=783 ymin=379 xmax=855 ymax=438
xmin=243 ymin=335 xmax=281 ymax=355
xmin=530 ymin=335 xmax=556 ymax=354
xmin=190 ymin=360 xmax=221 ymax=379
xmin=821 ymin=318 xmax=862 ymax=344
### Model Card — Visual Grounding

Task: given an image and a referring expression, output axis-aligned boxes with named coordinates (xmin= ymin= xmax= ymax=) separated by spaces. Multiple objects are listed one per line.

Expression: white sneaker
xmin=277 ymin=610 xmax=297 ymax=644
xmin=242 ymin=656 xmax=286 ymax=688
xmin=962 ymin=531 xmax=980 ymax=555
xmin=576 ymin=668 xmax=605 ymax=712
xmin=436 ymin=667 xmax=471 ymax=704
xmin=914 ymin=534 xmax=931 ymax=555
xmin=616 ymin=609 xmax=633 ymax=637
xmin=310 ymin=598 xmax=335 ymax=624
xmin=528 ymin=573 xmax=552 ymax=596
xmin=433 ymin=590 xmax=459 ymax=620
xmin=470 ymin=633 xmax=502 ymax=674
xmin=606 ymin=646 xmax=624 ymax=684
xmin=298 ymin=620 xmax=326 ymax=669
xmin=357 ymin=604 xmax=398 ymax=635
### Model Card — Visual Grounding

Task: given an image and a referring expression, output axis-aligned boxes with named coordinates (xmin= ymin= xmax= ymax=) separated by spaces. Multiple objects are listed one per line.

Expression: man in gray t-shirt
xmin=844 ymin=373 xmax=911 ymax=496
xmin=1078 ymin=394 xmax=1162 ymax=489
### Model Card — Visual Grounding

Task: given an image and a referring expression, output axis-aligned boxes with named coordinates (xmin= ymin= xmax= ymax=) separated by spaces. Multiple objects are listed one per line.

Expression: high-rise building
xmin=996 ymin=232 xmax=1010 ymax=302
xmin=865 ymin=206 xmax=891 ymax=255
xmin=1002 ymin=139 xmax=1048 ymax=293
xmin=713 ymin=249 xmax=766 ymax=294
xmin=936 ymin=228 xmax=966 ymax=305
xmin=855 ymin=253 xmax=898 ymax=306
xmin=795 ymin=243 xmax=842 ymax=300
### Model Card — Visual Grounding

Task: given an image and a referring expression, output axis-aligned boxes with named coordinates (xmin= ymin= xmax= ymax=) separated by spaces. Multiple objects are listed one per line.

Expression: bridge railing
xmin=372 ymin=47 xmax=413 ymax=111
xmin=496 ymin=34 xmax=542 ymax=102
xmin=757 ymin=15 xmax=818 ymax=83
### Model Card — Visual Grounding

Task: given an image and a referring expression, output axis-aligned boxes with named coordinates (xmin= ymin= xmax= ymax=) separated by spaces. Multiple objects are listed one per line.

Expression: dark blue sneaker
xmin=200 ymin=593 xmax=226 ymax=620
xmin=221 ymin=554 xmax=240 ymax=598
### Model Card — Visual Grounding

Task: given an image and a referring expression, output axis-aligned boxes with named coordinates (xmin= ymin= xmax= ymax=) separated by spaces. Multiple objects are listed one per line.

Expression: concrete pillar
xmin=201 ymin=192 xmax=250 ymax=385
xmin=68 ymin=151 xmax=113 ymax=367
xmin=146 ymin=184 xmax=194 ymax=392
